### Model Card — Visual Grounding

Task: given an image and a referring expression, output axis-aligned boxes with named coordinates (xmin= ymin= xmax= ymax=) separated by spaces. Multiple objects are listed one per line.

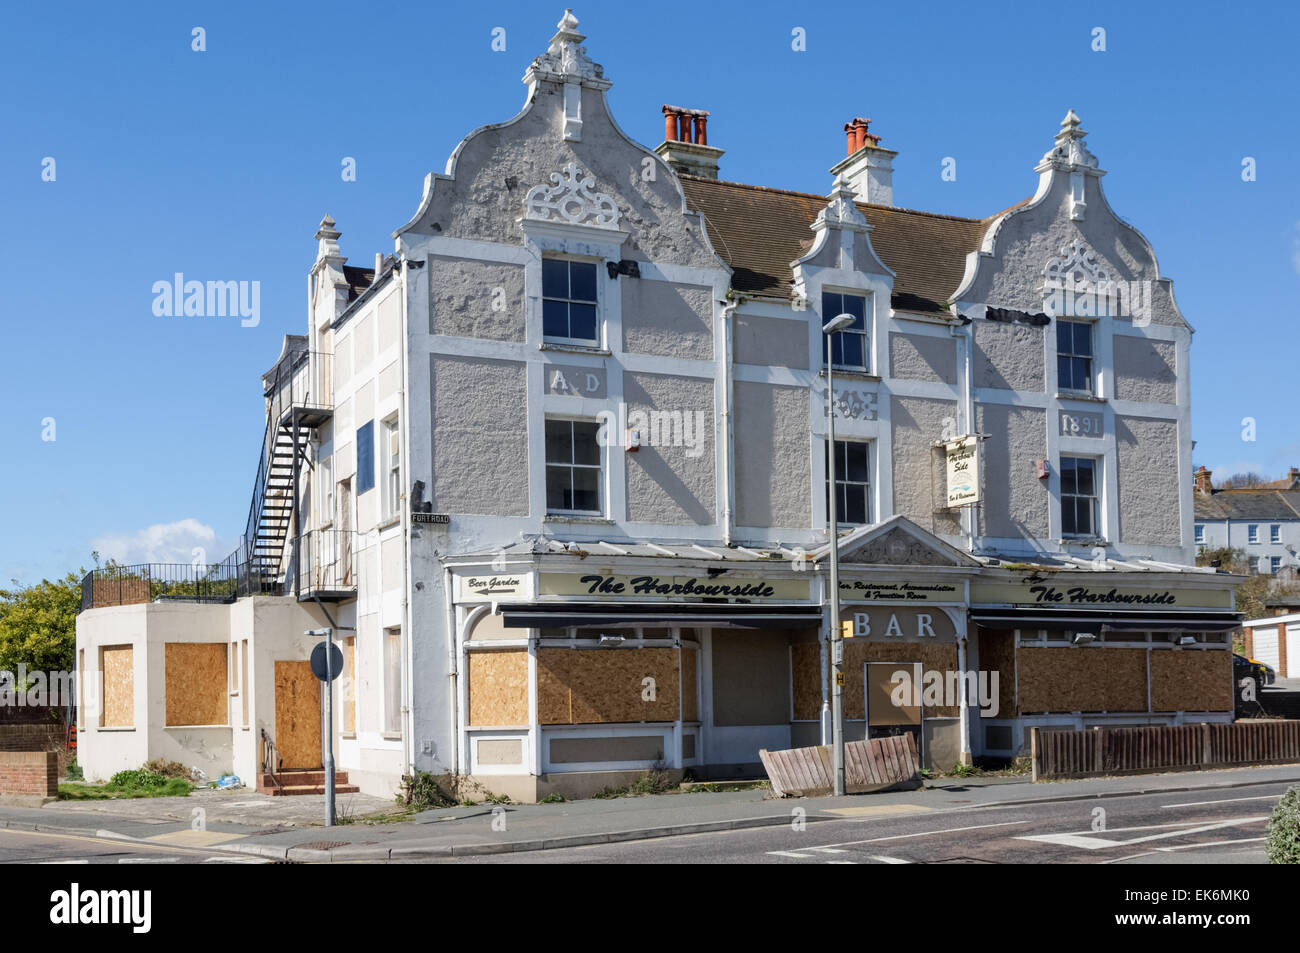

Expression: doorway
xmin=274 ymin=660 xmax=321 ymax=769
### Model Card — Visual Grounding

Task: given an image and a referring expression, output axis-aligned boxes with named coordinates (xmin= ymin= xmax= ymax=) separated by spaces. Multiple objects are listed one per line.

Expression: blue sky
xmin=1 ymin=0 xmax=1297 ymax=583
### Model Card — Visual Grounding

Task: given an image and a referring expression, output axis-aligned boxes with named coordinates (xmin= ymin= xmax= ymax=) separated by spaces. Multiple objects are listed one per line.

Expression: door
xmin=274 ymin=661 xmax=321 ymax=770
xmin=1254 ymin=628 xmax=1281 ymax=674
xmin=1286 ymin=625 xmax=1300 ymax=679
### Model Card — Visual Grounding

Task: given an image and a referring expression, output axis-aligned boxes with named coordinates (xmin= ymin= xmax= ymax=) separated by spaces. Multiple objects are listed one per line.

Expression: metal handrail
xmin=259 ymin=728 xmax=283 ymax=791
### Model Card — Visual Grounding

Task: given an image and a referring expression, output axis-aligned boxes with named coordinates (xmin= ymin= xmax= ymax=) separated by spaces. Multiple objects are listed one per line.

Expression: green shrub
xmin=107 ymin=769 xmax=167 ymax=791
xmin=400 ymin=771 xmax=457 ymax=810
xmin=539 ymin=793 xmax=565 ymax=803
xmin=64 ymin=760 xmax=83 ymax=781
xmin=1267 ymin=785 xmax=1300 ymax=864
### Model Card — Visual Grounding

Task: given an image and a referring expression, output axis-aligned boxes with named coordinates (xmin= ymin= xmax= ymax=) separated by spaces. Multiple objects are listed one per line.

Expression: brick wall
xmin=0 ymin=751 xmax=57 ymax=797
xmin=0 ymin=725 xmax=71 ymax=772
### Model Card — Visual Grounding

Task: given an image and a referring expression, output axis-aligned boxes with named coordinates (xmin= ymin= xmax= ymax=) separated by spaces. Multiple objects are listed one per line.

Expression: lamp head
xmin=823 ymin=313 xmax=855 ymax=334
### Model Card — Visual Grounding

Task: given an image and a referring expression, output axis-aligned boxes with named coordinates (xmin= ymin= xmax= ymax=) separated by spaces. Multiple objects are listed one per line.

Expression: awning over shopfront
xmin=499 ymin=602 xmax=823 ymax=630
xmin=969 ymin=609 xmax=1242 ymax=632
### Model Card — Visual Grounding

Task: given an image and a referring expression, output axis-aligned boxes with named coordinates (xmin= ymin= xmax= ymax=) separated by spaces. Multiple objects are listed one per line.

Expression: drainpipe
xmin=951 ymin=312 xmax=976 ymax=553
xmin=444 ymin=566 xmax=459 ymax=779
xmin=720 ymin=301 xmax=738 ymax=546
xmin=397 ymin=260 xmax=415 ymax=780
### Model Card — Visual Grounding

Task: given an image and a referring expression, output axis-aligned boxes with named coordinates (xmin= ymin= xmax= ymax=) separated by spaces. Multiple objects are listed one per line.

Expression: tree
xmin=0 ymin=571 xmax=83 ymax=676
xmin=1196 ymin=546 xmax=1300 ymax=622
xmin=1219 ymin=472 xmax=1272 ymax=489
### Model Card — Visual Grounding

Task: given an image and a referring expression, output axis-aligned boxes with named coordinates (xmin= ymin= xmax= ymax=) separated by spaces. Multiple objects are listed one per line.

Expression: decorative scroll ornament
xmin=1039 ymin=109 xmax=1099 ymax=171
xmin=1042 ymin=238 xmax=1113 ymax=286
xmin=528 ymin=9 xmax=604 ymax=81
xmin=524 ymin=162 xmax=621 ymax=229
xmin=814 ymin=174 xmax=869 ymax=231
xmin=845 ymin=527 xmax=956 ymax=566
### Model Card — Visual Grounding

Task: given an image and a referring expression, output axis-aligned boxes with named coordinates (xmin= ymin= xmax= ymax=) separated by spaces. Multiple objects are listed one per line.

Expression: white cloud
xmin=91 ymin=519 xmax=232 ymax=567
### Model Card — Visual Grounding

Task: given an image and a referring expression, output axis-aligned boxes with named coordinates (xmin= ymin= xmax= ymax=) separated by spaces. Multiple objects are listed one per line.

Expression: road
xmin=427 ymin=781 xmax=1290 ymax=865
xmin=0 ymin=828 xmax=270 ymax=865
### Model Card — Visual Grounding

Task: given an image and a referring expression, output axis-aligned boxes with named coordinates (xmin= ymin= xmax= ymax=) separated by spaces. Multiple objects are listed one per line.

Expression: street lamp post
xmin=823 ymin=313 xmax=855 ymax=797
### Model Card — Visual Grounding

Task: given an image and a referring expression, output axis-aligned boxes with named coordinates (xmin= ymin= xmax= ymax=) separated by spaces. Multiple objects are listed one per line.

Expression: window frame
xmin=1056 ymin=319 xmax=1095 ymax=395
xmin=1247 ymin=524 xmax=1259 ymax=544
xmin=1059 ymin=455 xmax=1101 ymax=539
xmin=1271 ymin=556 xmax=1282 ymax=574
xmin=825 ymin=438 xmax=872 ymax=527
xmin=820 ymin=290 xmax=870 ymax=373
xmin=1194 ymin=523 xmax=1205 ymax=544
xmin=541 ymin=257 xmax=601 ymax=347
xmin=1270 ymin=524 xmax=1281 ymax=544
xmin=381 ymin=415 xmax=401 ymax=522
xmin=544 ymin=417 xmax=604 ymax=516
xmin=383 ymin=626 xmax=402 ymax=736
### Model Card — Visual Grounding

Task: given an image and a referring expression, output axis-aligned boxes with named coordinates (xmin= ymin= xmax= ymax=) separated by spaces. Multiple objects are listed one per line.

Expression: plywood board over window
xmin=100 ymin=645 xmax=134 ymax=727
xmin=165 ymin=643 xmax=229 ymax=726
xmin=1150 ymin=649 xmax=1232 ymax=713
xmin=1017 ymin=646 xmax=1147 ymax=713
xmin=538 ymin=648 xmax=680 ymax=725
xmin=468 ymin=650 xmax=528 ymax=726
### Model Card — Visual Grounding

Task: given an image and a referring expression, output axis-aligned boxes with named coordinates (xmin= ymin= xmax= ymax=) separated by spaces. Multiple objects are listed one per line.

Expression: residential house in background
xmin=1194 ymin=466 xmax=1300 ymax=574
xmin=76 ymin=10 xmax=1240 ymax=801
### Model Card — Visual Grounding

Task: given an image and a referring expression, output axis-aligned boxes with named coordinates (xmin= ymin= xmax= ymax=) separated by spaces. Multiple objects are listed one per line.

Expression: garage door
xmin=1254 ymin=626 xmax=1281 ymax=673
xmin=1286 ymin=625 xmax=1300 ymax=679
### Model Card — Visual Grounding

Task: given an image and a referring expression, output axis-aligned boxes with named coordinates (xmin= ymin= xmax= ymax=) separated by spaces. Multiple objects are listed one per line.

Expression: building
xmin=1193 ymin=467 xmax=1300 ymax=574
xmin=76 ymin=10 xmax=1242 ymax=801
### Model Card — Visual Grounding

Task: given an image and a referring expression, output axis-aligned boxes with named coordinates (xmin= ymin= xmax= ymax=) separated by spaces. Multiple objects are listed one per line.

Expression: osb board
xmin=537 ymin=648 xmax=679 ymax=725
xmin=1150 ymin=649 xmax=1232 ymax=713
xmin=681 ymin=648 xmax=698 ymax=722
xmin=866 ymin=662 xmax=922 ymax=726
xmin=467 ymin=650 xmax=528 ymax=726
xmin=791 ymin=643 xmax=822 ymax=721
xmin=843 ymin=642 xmax=960 ymax=720
xmin=274 ymin=661 xmax=321 ymax=770
xmin=343 ymin=638 xmax=355 ymax=733
xmin=164 ymin=643 xmax=228 ymax=726
xmin=1017 ymin=647 xmax=1147 ymax=713
xmin=977 ymin=628 xmax=1017 ymax=718
xmin=100 ymin=645 xmax=134 ymax=727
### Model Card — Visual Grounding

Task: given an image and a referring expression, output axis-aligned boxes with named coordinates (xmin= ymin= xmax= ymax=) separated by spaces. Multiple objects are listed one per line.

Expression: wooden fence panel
xmin=760 ymin=734 xmax=920 ymax=797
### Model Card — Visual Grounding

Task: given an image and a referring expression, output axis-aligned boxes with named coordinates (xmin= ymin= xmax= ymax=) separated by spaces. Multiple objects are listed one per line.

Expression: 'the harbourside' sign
xmin=539 ymin=572 xmax=810 ymax=602
xmin=970 ymin=581 xmax=1232 ymax=610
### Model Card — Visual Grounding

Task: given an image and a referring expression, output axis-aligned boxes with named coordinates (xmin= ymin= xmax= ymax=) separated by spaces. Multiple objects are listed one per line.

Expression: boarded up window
xmin=100 ymin=645 xmax=134 ymax=727
xmin=240 ymin=640 xmax=249 ymax=727
xmin=165 ymin=643 xmax=228 ymax=726
xmin=468 ymin=650 xmax=528 ymax=726
xmin=1150 ymin=649 xmax=1231 ymax=712
xmin=343 ymin=636 xmax=356 ymax=733
xmin=1017 ymin=646 xmax=1147 ymax=714
xmin=384 ymin=628 xmax=402 ymax=733
xmin=538 ymin=648 xmax=679 ymax=725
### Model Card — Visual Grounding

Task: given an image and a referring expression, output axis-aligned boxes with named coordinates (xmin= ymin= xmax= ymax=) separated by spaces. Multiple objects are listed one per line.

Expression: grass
xmin=58 ymin=777 xmax=192 ymax=800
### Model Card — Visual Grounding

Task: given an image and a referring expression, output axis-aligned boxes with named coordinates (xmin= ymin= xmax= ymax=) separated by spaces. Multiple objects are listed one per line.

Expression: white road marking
xmin=1160 ymin=794 xmax=1283 ymax=809
xmin=1153 ymin=836 xmax=1267 ymax=852
xmin=870 ymin=856 xmax=912 ymax=864
xmin=1017 ymin=816 xmax=1268 ymax=850
xmin=808 ymin=820 xmax=1025 ymax=849
xmin=768 ymin=851 xmax=814 ymax=859
xmin=811 ymin=848 xmax=848 ymax=854
xmin=39 ymin=860 xmax=89 ymax=864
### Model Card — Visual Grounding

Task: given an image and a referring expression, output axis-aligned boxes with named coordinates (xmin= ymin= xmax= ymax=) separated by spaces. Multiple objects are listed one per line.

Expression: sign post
xmin=308 ymin=629 xmax=343 ymax=826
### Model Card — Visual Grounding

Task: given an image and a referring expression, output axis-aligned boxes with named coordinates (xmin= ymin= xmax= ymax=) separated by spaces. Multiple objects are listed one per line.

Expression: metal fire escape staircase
xmin=241 ymin=341 xmax=334 ymax=598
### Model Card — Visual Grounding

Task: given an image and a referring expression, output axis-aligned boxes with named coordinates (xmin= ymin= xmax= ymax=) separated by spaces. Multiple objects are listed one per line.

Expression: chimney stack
xmin=1194 ymin=466 xmax=1214 ymax=495
xmin=828 ymin=116 xmax=896 ymax=207
xmin=1289 ymin=466 xmax=1300 ymax=488
xmin=655 ymin=104 xmax=724 ymax=179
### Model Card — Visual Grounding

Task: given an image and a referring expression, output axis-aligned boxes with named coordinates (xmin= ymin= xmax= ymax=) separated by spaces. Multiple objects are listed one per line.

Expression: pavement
xmin=3 ymin=762 xmax=1297 ymax=862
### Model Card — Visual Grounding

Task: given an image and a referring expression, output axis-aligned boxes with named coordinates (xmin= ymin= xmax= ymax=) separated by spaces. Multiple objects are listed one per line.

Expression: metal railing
xmin=260 ymin=728 xmax=283 ymax=792
xmin=295 ymin=529 xmax=359 ymax=598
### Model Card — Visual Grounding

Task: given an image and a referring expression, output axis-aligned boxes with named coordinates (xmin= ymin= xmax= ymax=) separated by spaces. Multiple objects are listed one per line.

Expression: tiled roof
xmin=678 ymin=176 xmax=1026 ymax=315
xmin=1194 ymin=490 xmax=1300 ymax=521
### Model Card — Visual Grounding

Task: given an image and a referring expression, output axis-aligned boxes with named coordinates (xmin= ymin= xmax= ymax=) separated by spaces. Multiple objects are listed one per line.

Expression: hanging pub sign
xmin=945 ymin=435 xmax=980 ymax=508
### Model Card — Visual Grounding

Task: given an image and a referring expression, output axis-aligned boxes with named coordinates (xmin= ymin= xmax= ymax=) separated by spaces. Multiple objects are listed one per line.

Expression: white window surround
xmin=1248 ymin=524 xmax=1259 ymax=543
xmin=544 ymin=416 xmax=604 ymax=517
xmin=381 ymin=415 xmax=401 ymax=522
xmin=541 ymin=256 xmax=602 ymax=348
xmin=1059 ymin=454 xmax=1103 ymax=541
